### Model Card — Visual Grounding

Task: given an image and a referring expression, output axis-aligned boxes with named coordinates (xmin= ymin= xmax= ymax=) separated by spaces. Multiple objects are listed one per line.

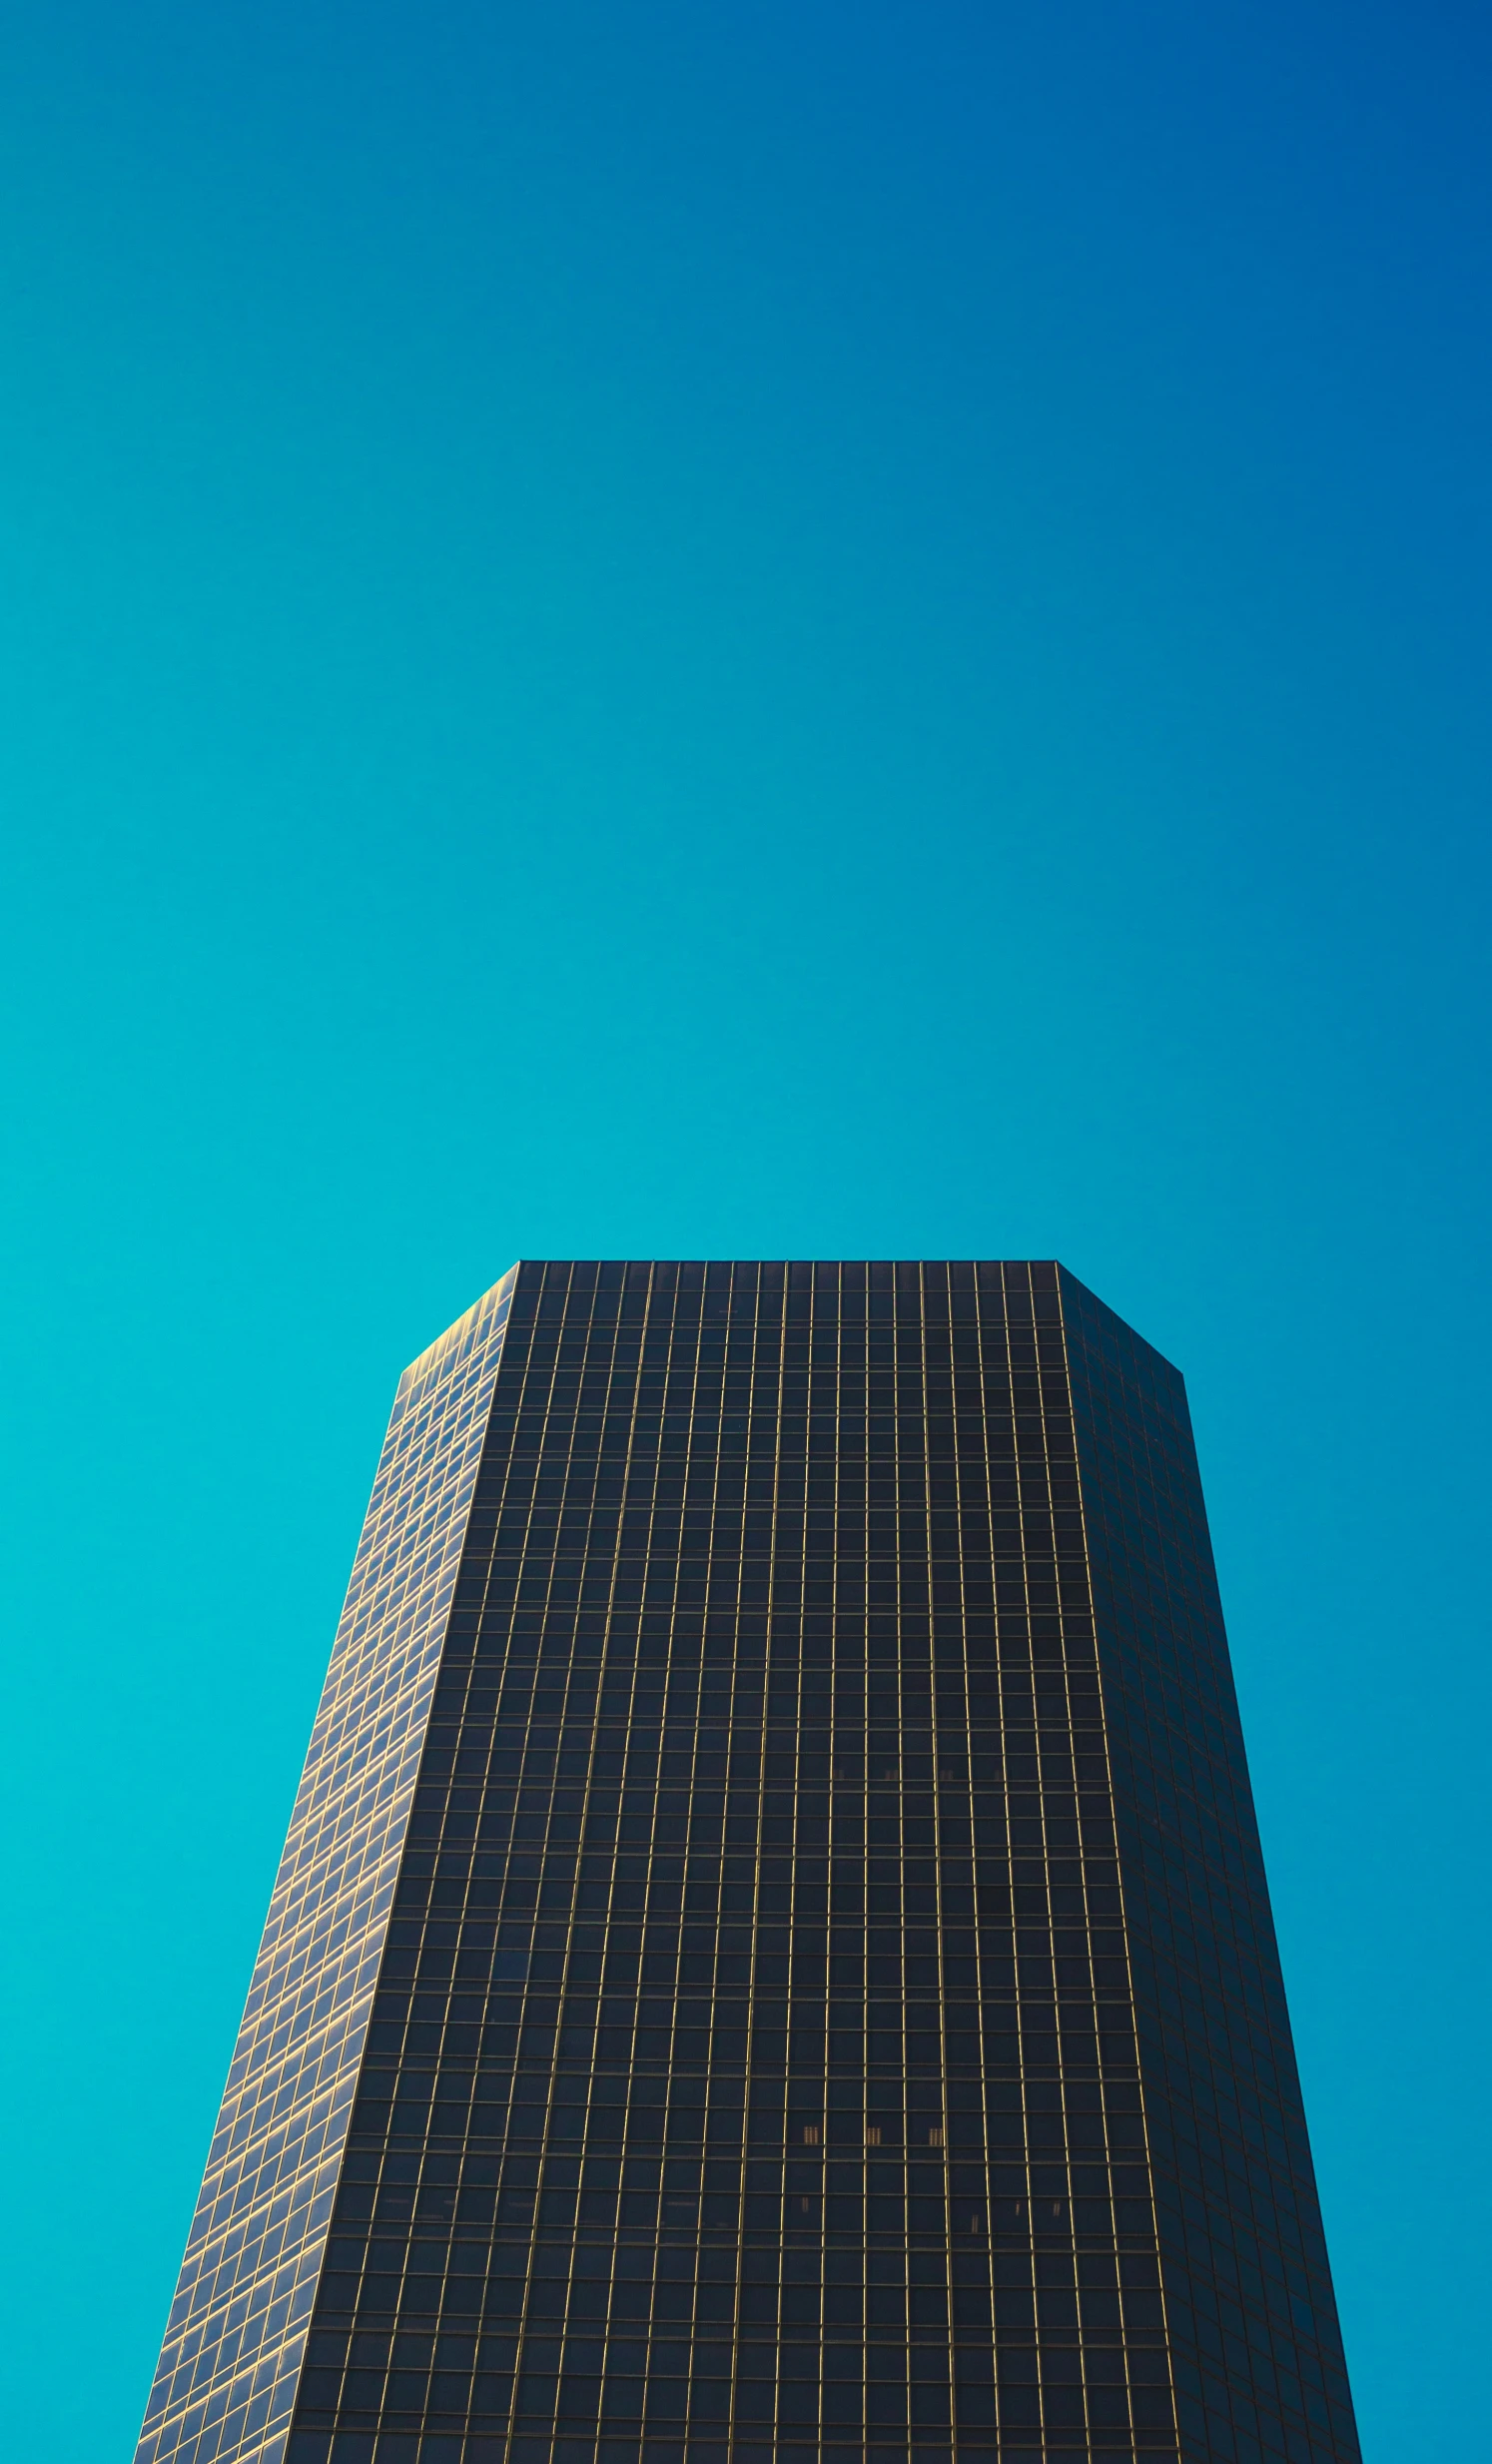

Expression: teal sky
xmin=2 ymin=5 xmax=1488 ymax=2457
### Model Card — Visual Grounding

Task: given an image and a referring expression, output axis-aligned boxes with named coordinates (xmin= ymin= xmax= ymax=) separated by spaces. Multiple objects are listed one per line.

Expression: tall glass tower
xmin=136 ymin=1261 xmax=1358 ymax=2464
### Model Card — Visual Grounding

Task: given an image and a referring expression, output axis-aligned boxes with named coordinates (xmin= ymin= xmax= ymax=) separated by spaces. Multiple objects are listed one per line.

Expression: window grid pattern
xmin=1058 ymin=1274 xmax=1359 ymax=2464
xmin=137 ymin=1269 xmax=517 ymax=2464
xmin=291 ymin=1259 xmax=1184 ymax=2464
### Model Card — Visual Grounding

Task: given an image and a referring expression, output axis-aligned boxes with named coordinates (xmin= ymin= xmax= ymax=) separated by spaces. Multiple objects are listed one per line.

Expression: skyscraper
xmin=136 ymin=1261 xmax=1358 ymax=2464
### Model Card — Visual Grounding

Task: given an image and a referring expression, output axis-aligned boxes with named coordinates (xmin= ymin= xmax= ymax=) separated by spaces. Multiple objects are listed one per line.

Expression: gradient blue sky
xmin=2 ymin=5 xmax=1488 ymax=2457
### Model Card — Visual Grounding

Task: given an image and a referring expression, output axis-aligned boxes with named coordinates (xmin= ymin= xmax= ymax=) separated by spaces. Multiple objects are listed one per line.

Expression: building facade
xmin=136 ymin=1260 xmax=1358 ymax=2464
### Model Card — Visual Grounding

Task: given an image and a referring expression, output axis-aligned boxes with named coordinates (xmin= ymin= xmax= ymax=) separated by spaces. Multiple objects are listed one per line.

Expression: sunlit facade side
xmin=136 ymin=1268 xmax=516 ymax=2464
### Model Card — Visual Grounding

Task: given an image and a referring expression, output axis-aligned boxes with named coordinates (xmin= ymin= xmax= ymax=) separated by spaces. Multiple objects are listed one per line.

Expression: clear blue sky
xmin=1 ymin=5 xmax=1487 ymax=2457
